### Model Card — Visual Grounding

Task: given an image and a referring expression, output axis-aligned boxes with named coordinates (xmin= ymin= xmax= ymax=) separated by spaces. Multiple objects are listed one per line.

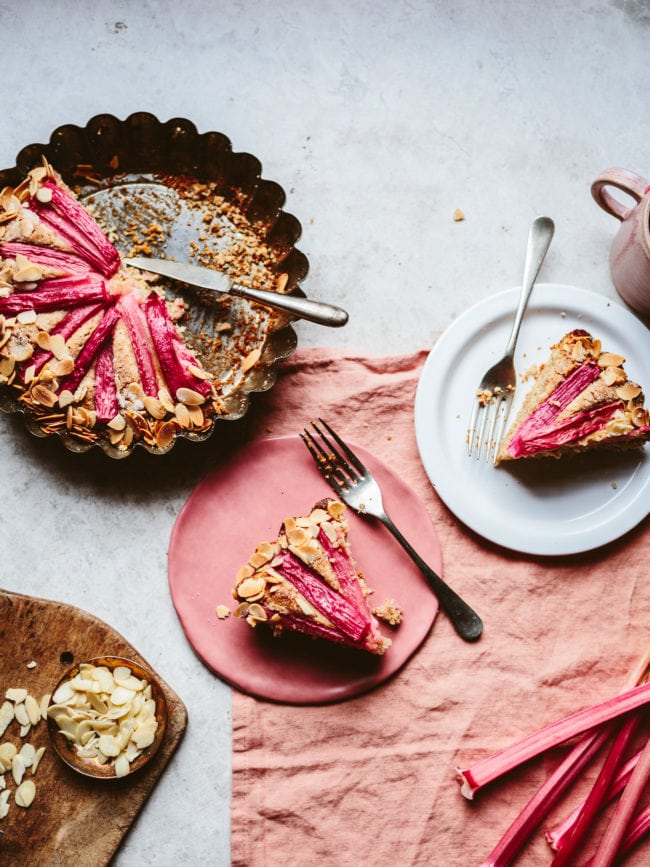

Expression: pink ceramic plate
xmin=168 ymin=435 xmax=440 ymax=704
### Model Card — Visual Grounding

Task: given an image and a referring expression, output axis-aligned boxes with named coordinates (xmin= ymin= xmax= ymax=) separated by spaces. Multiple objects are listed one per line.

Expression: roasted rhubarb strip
xmin=511 ymin=403 xmax=622 ymax=457
xmin=144 ymin=293 xmax=212 ymax=399
xmin=28 ymin=181 xmax=120 ymax=278
xmin=93 ymin=342 xmax=119 ymax=423
xmin=57 ymin=305 xmax=121 ymax=396
xmin=479 ymin=726 xmax=614 ymax=867
xmin=270 ymin=610 xmax=370 ymax=650
xmin=317 ymin=527 xmax=369 ymax=612
xmin=457 ymin=680 xmax=650 ymax=800
xmin=26 ymin=303 xmax=105 ymax=378
xmin=117 ymin=291 xmax=160 ymax=397
xmin=0 ymin=279 xmax=108 ymax=314
xmin=279 ymin=551 xmax=371 ymax=643
xmin=0 ymin=241 xmax=92 ymax=277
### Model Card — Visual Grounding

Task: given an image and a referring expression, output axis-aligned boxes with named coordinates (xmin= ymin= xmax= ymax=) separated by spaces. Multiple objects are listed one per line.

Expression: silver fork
xmin=467 ymin=215 xmax=555 ymax=463
xmin=301 ymin=419 xmax=483 ymax=642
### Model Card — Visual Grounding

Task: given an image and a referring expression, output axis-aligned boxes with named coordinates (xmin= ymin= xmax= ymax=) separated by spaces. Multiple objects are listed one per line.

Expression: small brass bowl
xmin=47 ymin=656 xmax=167 ymax=781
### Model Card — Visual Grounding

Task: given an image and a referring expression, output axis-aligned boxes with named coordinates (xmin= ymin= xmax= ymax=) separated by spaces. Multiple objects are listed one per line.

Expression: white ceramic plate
xmin=414 ymin=284 xmax=650 ymax=556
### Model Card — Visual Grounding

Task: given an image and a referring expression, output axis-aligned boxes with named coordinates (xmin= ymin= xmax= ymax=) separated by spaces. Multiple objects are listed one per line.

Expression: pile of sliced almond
xmin=0 ymin=684 xmax=49 ymax=822
xmin=47 ymin=662 xmax=159 ymax=778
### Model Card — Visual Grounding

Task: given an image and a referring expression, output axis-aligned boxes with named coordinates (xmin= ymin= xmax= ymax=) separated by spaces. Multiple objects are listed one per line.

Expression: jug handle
xmin=591 ymin=168 xmax=650 ymax=222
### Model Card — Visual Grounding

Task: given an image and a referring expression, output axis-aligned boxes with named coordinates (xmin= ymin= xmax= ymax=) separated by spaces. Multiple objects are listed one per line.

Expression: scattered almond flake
xmin=39 ymin=694 xmax=50 ymax=720
xmin=107 ymin=413 xmax=126 ymax=431
xmin=453 ymin=208 xmax=465 ymax=222
xmin=11 ymin=753 xmax=25 ymax=786
xmin=0 ymin=743 xmax=17 ymax=771
xmin=0 ymin=702 xmax=14 ymax=737
xmin=14 ymin=779 xmax=35 ymax=808
xmin=31 ymin=746 xmax=45 ymax=774
xmin=5 ymin=688 xmax=27 ymax=703
xmin=18 ymin=743 xmax=35 ymax=769
xmin=24 ymin=695 xmax=41 ymax=727
xmin=216 ymin=605 xmax=231 ymax=620
xmin=242 ymin=348 xmax=261 ymax=373
xmin=0 ymin=788 xmax=10 ymax=818
xmin=26 ymin=661 xmax=37 ymax=670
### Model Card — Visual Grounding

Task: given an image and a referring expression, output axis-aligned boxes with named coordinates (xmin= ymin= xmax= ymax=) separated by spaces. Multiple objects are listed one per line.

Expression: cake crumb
xmin=216 ymin=605 xmax=231 ymax=620
xmin=611 ymin=482 xmax=618 ymax=490
xmin=372 ymin=599 xmax=403 ymax=627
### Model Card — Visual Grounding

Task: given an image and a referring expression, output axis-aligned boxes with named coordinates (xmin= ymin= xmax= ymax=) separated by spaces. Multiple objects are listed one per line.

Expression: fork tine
xmin=468 ymin=399 xmax=481 ymax=456
xmin=301 ymin=428 xmax=351 ymax=491
xmin=490 ymin=397 xmax=512 ymax=465
xmin=315 ymin=418 xmax=366 ymax=478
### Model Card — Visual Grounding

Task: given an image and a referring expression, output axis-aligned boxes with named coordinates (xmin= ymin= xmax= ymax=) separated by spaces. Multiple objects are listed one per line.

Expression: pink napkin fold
xmin=231 ymin=347 xmax=650 ymax=866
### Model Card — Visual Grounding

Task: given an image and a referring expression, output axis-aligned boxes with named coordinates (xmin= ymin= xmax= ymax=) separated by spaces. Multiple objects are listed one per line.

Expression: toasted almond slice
xmin=176 ymin=386 xmax=205 ymax=406
xmin=143 ymin=395 xmax=167 ymax=419
xmin=216 ymin=605 xmax=230 ymax=620
xmin=242 ymin=348 xmax=261 ymax=373
xmin=17 ymin=310 xmax=38 ymax=325
xmin=49 ymin=333 xmax=68 ymax=360
xmin=31 ymin=383 xmax=58 ymax=408
xmin=107 ymin=413 xmax=127 ymax=431
xmin=598 ymin=351 xmax=626 ymax=368
xmin=601 ymin=365 xmax=627 ymax=387
xmin=15 ymin=779 xmax=36 ymax=808
xmin=616 ymin=381 xmax=642 ymax=401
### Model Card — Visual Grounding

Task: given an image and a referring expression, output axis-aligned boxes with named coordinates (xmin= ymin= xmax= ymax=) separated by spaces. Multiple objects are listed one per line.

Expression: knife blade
xmin=123 ymin=257 xmax=349 ymax=328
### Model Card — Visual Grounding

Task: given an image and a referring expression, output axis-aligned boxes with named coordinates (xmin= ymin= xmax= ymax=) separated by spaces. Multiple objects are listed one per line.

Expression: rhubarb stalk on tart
xmin=232 ymin=499 xmax=398 ymax=655
xmin=496 ymin=329 xmax=650 ymax=464
xmin=0 ymin=160 xmax=234 ymax=452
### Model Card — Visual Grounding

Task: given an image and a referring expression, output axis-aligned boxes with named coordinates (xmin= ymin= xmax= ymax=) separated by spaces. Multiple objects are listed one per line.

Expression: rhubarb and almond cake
xmin=233 ymin=499 xmax=399 ymax=655
xmin=0 ymin=159 xmax=285 ymax=454
xmin=496 ymin=329 xmax=650 ymax=463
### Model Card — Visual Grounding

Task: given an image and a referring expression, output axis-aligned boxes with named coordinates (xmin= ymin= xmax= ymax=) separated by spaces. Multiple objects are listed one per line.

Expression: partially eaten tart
xmin=233 ymin=499 xmax=393 ymax=655
xmin=0 ymin=159 xmax=284 ymax=454
xmin=496 ymin=329 xmax=650 ymax=463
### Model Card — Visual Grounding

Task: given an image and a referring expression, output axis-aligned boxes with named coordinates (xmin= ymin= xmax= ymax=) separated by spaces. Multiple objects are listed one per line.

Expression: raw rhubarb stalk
xmin=117 ymin=291 xmax=159 ymax=396
xmin=478 ymin=726 xmax=613 ymax=867
xmin=278 ymin=551 xmax=371 ymax=642
xmin=0 ymin=278 xmax=107 ymax=314
xmin=28 ymin=181 xmax=120 ymax=278
xmin=26 ymin=303 xmax=105 ymax=377
xmin=550 ymin=713 xmax=642 ymax=866
xmin=590 ymin=734 xmax=650 ymax=867
xmin=0 ymin=241 xmax=92 ymax=277
xmin=93 ymin=341 xmax=119 ymax=423
xmin=581 ymin=803 xmax=650 ymax=866
xmin=144 ymin=293 xmax=211 ymax=399
xmin=547 ymin=748 xmax=642 ymax=851
xmin=457 ymin=680 xmax=650 ymax=800
xmin=57 ymin=305 xmax=121 ymax=395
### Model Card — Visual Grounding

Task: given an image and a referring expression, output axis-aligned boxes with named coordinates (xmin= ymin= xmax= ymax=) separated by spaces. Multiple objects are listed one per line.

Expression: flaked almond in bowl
xmin=46 ymin=656 xmax=166 ymax=781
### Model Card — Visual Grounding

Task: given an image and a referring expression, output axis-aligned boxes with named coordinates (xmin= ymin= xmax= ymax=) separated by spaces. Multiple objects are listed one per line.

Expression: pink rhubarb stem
xmin=547 ymin=749 xmax=642 ymax=851
xmin=590 ymin=734 xmax=650 ymax=867
xmin=29 ymin=181 xmax=120 ymax=277
xmin=550 ymin=713 xmax=642 ymax=866
xmin=26 ymin=302 xmax=105 ymax=378
xmin=458 ymin=680 xmax=650 ymax=800
xmin=93 ymin=341 xmax=119 ymax=423
xmin=478 ymin=726 xmax=614 ymax=867
xmin=57 ymin=305 xmax=120 ymax=395
xmin=0 ymin=278 xmax=107 ymax=314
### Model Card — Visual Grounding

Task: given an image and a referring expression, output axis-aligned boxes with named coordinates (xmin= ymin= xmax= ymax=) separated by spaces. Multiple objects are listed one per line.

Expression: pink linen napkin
xmin=231 ymin=347 xmax=650 ymax=866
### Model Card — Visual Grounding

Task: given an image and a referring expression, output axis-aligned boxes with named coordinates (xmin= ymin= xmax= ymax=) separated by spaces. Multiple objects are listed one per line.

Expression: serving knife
xmin=123 ymin=257 xmax=349 ymax=328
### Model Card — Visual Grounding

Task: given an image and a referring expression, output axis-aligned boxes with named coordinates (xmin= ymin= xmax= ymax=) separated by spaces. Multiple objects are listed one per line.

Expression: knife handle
xmin=229 ymin=284 xmax=349 ymax=328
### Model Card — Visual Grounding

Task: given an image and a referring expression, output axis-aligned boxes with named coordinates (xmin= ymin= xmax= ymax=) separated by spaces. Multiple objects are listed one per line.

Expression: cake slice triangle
xmin=233 ymin=499 xmax=393 ymax=654
xmin=496 ymin=329 xmax=650 ymax=463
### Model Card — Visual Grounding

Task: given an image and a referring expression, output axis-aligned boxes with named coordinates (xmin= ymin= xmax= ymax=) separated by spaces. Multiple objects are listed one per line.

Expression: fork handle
xmin=381 ymin=515 xmax=483 ymax=642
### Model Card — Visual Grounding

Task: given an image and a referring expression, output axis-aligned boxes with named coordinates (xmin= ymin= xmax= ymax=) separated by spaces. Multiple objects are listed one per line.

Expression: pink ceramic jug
xmin=591 ymin=167 xmax=650 ymax=317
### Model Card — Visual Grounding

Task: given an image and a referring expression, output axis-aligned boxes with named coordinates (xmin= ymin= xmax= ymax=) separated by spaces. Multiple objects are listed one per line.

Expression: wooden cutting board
xmin=0 ymin=589 xmax=188 ymax=865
